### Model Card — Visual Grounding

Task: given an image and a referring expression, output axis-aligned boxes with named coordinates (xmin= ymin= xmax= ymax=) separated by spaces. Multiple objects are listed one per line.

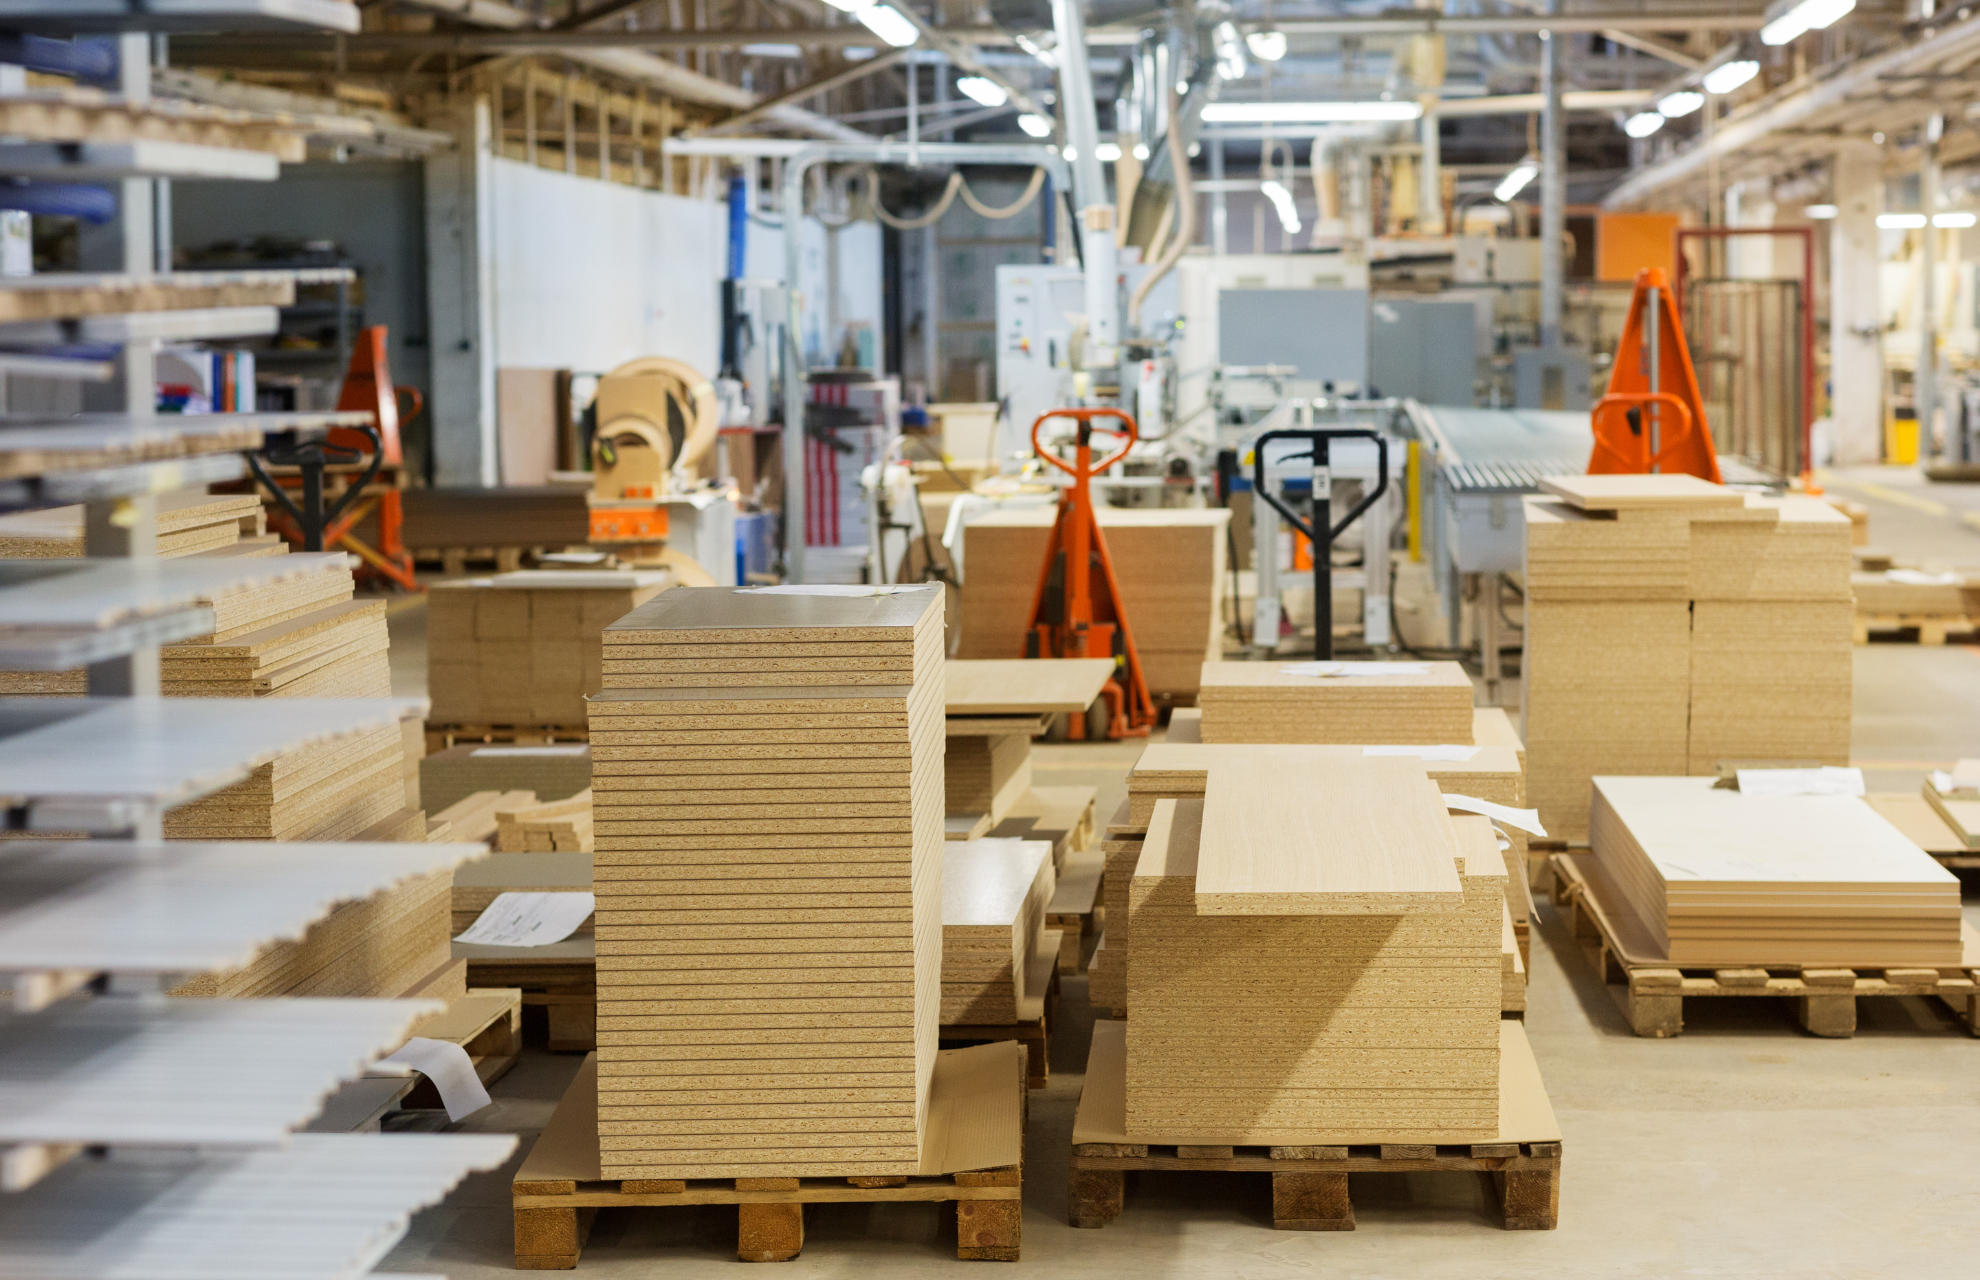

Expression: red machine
xmin=1024 ymin=408 xmax=1155 ymax=741
xmin=1589 ymin=268 xmax=1722 ymax=482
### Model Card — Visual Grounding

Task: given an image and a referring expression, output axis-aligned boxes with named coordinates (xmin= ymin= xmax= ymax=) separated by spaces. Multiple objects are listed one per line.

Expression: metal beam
xmin=699 ymin=47 xmax=910 ymax=135
xmin=1260 ymin=12 xmax=1767 ymax=36
xmin=1601 ymin=30 xmax=1703 ymax=69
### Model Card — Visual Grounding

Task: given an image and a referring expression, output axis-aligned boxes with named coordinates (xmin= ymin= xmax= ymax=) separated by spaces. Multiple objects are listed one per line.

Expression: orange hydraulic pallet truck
xmin=1588 ymin=267 xmax=1721 ymax=481
xmin=1251 ymin=427 xmax=1389 ymax=660
xmin=1024 ymin=408 xmax=1156 ymax=740
xmin=246 ymin=326 xmax=423 ymax=589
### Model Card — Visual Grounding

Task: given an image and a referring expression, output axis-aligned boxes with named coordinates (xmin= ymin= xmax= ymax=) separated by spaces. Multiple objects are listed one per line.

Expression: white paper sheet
xmin=1886 ymin=569 xmax=1962 ymax=586
xmin=372 ymin=1037 xmax=491 ymax=1121
xmin=1442 ymin=794 xmax=1548 ymax=837
xmin=1736 ymin=767 xmax=1865 ymax=798
xmin=453 ymin=891 xmax=596 ymax=947
xmin=1280 ymin=661 xmax=1432 ymax=678
xmin=470 ymin=745 xmax=588 ymax=758
xmin=1362 ymin=744 xmax=1481 ymax=761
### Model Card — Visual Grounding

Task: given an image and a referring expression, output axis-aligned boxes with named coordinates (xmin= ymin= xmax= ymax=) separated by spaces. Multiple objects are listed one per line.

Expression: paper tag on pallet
xmin=454 ymin=891 xmax=596 ymax=947
xmin=1280 ymin=661 xmax=1432 ymax=677
xmin=1363 ymin=744 xmax=1481 ymax=762
xmin=373 ymin=1037 xmax=492 ymax=1122
xmin=1442 ymin=794 xmax=1547 ymax=837
xmin=1735 ymin=767 xmax=1865 ymax=798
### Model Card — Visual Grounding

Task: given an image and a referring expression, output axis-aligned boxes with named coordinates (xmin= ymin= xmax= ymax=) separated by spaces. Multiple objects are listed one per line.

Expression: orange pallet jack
xmin=252 ymin=327 xmax=423 ymax=590
xmin=1024 ymin=408 xmax=1156 ymax=740
xmin=1589 ymin=267 xmax=1721 ymax=481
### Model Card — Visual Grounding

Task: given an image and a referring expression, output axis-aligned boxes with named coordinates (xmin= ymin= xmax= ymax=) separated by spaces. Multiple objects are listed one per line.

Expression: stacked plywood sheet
xmin=420 ymin=743 xmax=591 ymax=816
xmin=1125 ymin=757 xmax=1504 ymax=1143
xmin=1522 ymin=476 xmax=1853 ymax=841
xmin=957 ymin=509 xmax=1229 ymax=700
xmin=941 ymin=838 xmax=1055 ymax=1023
xmin=428 ymin=571 xmax=672 ymax=726
xmin=586 ymin=583 xmax=947 ymax=1180
xmin=1588 ymin=776 xmax=1964 ymax=966
xmin=944 ymin=658 xmax=1113 ymax=833
xmin=495 ymin=790 xmax=594 ymax=852
xmin=1195 ymin=660 xmax=1475 ymax=745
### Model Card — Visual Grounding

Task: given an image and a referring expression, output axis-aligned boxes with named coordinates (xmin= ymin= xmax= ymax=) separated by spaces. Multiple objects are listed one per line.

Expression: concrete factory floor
xmin=378 ymin=468 xmax=1980 ymax=1279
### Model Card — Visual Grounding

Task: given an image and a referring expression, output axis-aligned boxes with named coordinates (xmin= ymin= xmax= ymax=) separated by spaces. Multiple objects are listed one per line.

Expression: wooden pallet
xmin=426 ymin=721 xmax=591 ymax=753
xmin=1854 ymin=612 xmax=1980 ymax=645
xmin=1549 ymin=854 xmax=1980 ymax=1038
xmin=413 ymin=545 xmax=535 ymax=575
xmin=1070 ymin=1021 xmax=1560 ymax=1232
xmin=514 ymin=1047 xmax=1026 ymax=1265
xmin=463 ymin=944 xmax=596 ymax=1053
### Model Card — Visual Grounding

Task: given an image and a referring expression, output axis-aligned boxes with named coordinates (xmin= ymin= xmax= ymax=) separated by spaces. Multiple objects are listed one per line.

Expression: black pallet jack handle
xmin=246 ymin=422 xmax=384 ymax=553
xmin=1251 ymin=428 xmax=1389 ymax=660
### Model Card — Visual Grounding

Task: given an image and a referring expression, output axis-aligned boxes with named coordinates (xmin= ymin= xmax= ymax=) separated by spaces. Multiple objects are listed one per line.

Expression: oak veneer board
xmin=944 ymin=659 xmax=1116 ymax=715
xmin=941 ymin=839 xmax=1054 ymax=1023
xmin=1589 ymin=776 xmax=1963 ymax=966
xmin=1539 ymin=474 xmax=1746 ymax=511
xmin=1196 ymin=660 xmax=1475 ymax=745
xmin=1160 ymin=707 xmax=1517 ymax=754
xmin=586 ymin=584 xmax=948 ymax=1180
xmin=1124 ymin=797 xmax=1503 ymax=1142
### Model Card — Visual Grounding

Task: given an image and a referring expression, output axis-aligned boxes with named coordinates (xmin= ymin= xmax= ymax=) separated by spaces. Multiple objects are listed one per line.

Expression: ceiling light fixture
xmin=1246 ymin=29 xmax=1288 ymax=62
xmin=1657 ymin=91 xmax=1704 ymax=118
xmin=955 ymin=75 xmax=1007 ymax=108
xmin=855 ymin=4 xmax=919 ymax=48
xmin=1877 ymin=213 xmax=1927 ymax=229
xmin=1017 ymin=113 xmax=1052 ymax=138
xmin=1805 ymin=203 xmax=1839 ymax=219
xmin=1702 ymin=60 xmax=1760 ymax=95
xmin=1495 ymin=156 xmax=1540 ymax=202
xmin=1623 ymin=111 xmax=1666 ymax=139
xmin=1761 ymin=0 xmax=1855 ymax=46
xmin=1201 ymin=101 xmax=1423 ymax=124
xmin=1260 ymin=179 xmax=1302 ymax=235
xmin=1934 ymin=211 xmax=1977 ymax=228
xmin=1014 ymin=33 xmax=1056 ymax=68
xmin=1096 ymin=142 xmax=1122 ymax=162
xmin=1215 ymin=21 xmax=1248 ymax=80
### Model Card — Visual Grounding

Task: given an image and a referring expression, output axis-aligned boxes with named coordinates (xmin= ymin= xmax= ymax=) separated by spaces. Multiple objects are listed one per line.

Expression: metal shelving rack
xmin=0 ymin=6 xmax=514 ymax=1274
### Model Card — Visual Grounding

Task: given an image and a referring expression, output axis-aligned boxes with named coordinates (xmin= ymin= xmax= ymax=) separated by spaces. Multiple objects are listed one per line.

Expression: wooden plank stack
xmin=586 ymin=583 xmax=947 ymax=1180
xmin=1125 ymin=757 xmax=1505 ymax=1143
xmin=428 ymin=571 xmax=672 ymax=727
xmin=0 ymin=490 xmax=268 ymax=558
xmin=944 ymin=658 xmax=1113 ymax=834
xmin=957 ymin=509 xmax=1229 ymax=700
xmin=495 ymin=790 xmax=594 ymax=852
xmin=1522 ymin=476 xmax=1853 ymax=841
xmin=1195 ymin=660 xmax=1475 ymax=745
xmin=941 ymin=838 xmax=1055 ymax=1024
xmin=1588 ymin=776 xmax=1964 ymax=966
xmin=420 ymin=743 xmax=591 ymax=815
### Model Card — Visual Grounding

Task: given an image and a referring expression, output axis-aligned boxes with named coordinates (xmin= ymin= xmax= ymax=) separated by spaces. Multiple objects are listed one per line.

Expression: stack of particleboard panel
xmin=944 ymin=659 xmax=1114 ymax=836
xmin=1523 ymin=476 xmax=1853 ymax=840
xmin=421 ymin=743 xmax=592 ymax=816
xmin=956 ymin=508 xmax=1229 ymax=701
xmin=1851 ymin=568 xmax=1980 ymax=633
xmin=1125 ymin=757 xmax=1504 ymax=1143
xmin=1195 ymin=660 xmax=1475 ymax=745
xmin=1686 ymin=495 xmax=1852 ymax=772
xmin=453 ymin=851 xmax=594 ymax=937
xmin=586 ymin=583 xmax=947 ymax=1180
xmin=1087 ymin=802 xmax=1144 ymax=1014
xmin=495 ymin=790 xmax=594 ymax=852
xmin=1588 ymin=776 xmax=1965 ymax=966
xmin=430 ymin=790 xmax=537 ymax=846
xmin=1169 ymin=704 xmax=1520 ymax=764
xmin=0 ymin=489 xmax=266 ymax=558
xmin=171 ymin=810 xmax=468 ymax=1001
xmin=428 ymin=570 xmax=672 ymax=728
xmin=1126 ymin=740 xmax=1532 ymax=970
xmin=941 ymin=838 xmax=1056 ymax=1023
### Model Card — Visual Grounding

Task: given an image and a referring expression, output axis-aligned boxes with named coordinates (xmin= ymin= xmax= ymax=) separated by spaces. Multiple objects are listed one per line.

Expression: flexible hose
xmin=1127 ymin=84 xmax=1195 ymax=330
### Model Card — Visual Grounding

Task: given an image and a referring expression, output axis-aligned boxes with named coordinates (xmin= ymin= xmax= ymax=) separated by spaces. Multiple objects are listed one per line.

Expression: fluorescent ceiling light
xmin=742 ymin=43 xmax=802 ymax=58
xmin=1062 ymin=145 xmax=1077 ymax=161
xmin=955 ymin=75 xmax=1007 ymax=108
xmin=822 ymin=0 xmax=873 ymax=10
xmin=1260 ymin=179 xmax=1302 ymax=235
xmin=1761 ymin=0 xmax=1855 ymax=46
xmin=1133 ymin=142 xmax=1150 ymax=160
xmin=1018 ymin=113 xmax=1052 ymax=138
xmin=1877 ymin=213 xmax=1927 ymax=229
xmin=1935 ymin=211 xmax=1977 ymax=228
xmin=1246 ymin=30 xmax=1288 ymax=62
xmin=1623 ymin=111 xmax=1665 ymax=139
xmin=1215 ymin=21 xmax=1247 ymax=81
xmin=1495 ymin=157 xmax=1540 ymax=202
xmin=1657 ymin=91 xmax=1704 ymax=118
xmin=856 ymin=3 xmax=919 ymax=48
xmin=1096 ymin=142 xmax=1122 ymax=162
xmin=1015 ymin=33 xmax=1057 ymax=68
xmin=1805 ymin=204 xmax=1839 ymax=219
xmin=844 ymin=46 xmax=876 ymax=60
xmin=1201 ymin=101 xmax=1422 ymax=124
xmin=1702 ymin=60 xmax=1760 ymax=95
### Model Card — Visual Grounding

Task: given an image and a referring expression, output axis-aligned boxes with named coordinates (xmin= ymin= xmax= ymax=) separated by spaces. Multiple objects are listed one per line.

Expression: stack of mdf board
xmin=1588 ymin=776 xmax=1964 ymax=966
xmin=429 ymin=571 xmax=672 ymax=727
xmin=1126 ymin=740 xmax=1532 ymax=966
xmin=1125 ymin=757 xmax=1504 ymax=1143
xmin=1850 ymin=569 xmax=1980 ymax=619
xmin=586 ymin=583 xmax=947 ymax=1180
xmin=944 ymin=658 xmax=1114 ymax=833
xmin=495 ymin=790 xmax=594 ymax=852
xmin=1523 ymin=476 xmax=1853 ymax=840
xmin=421 ymin=742 xmax=592 ymax=816
xmin=1196 ymin=660 xmax=1475 ymax=745
xmin=0 ymin=489 xmax=267 ymax=558
xmin=172 ymin=811 xmax=461 ymax=1001
xmin=956 ymin=508 xmax=1229 ymax=700
xmin=941 ymin=838 xmax=1056 ymax=1024
xmin=1167 ymin=704 xmax=1523 ymax=762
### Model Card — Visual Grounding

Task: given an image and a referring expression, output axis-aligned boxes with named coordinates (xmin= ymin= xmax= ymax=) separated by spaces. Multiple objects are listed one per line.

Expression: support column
xmin=424 ymin=96 xmax=499 ymax=485
xmin=1919 ymin=116 xmax=1942 ymax=459
xmin=1539 ymin=17 xmax=1564 ymax=348
xmin=1829 ymin=141 xmax=1884 ymax=464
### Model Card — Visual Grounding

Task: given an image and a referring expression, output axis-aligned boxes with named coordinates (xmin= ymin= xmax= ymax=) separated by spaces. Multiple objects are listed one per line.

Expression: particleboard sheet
xmin=944 ymin=659 xmax=1116 ymax=715
xmin=941 ymin=838 xmax=1054 ymax=1023
xmin=1196 ymin=659 xmax=1474 ymax=745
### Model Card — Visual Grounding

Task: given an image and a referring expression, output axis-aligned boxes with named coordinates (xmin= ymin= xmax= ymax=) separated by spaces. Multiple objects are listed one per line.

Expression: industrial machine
xmin=1024 ymin=408 xmax=1156 ymax=740
xmin=585 ymin=355 xmax=726 ymax=581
